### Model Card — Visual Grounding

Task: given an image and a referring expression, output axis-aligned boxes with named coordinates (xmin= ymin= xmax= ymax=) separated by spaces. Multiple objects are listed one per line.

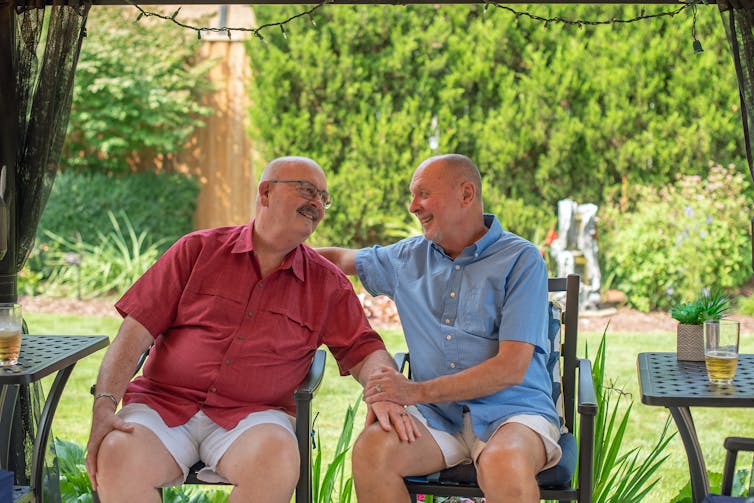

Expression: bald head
xmin=259 ymin=156 xmax=325 ymax=183
xmin=415 ymin=154 xmax=483 ymax=202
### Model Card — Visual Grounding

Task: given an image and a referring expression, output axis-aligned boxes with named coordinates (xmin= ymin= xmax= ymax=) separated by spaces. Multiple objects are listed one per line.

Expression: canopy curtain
xmin=0 ymin=0 xmax=90 ymax=499
xmin=719 ymin=0 xmax=754 ymax=182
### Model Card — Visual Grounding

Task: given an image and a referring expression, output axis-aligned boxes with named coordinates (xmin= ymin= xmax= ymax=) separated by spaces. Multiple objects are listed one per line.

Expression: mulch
xmin=18 ymin=294 xmax=754 ymax=334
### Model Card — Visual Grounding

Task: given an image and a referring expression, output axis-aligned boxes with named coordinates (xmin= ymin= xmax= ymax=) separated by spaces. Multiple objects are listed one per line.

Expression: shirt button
xmin=455 ymin=265 xmax=461 ymax=270
xmin=446 ymin=335 xmax=452 ymax=340
xmin=210 ymin=387 xmax=217 ymax=393
xmin=225 ymin=359 xmax=231 ymax=365
xmin=247 ymin=311 xmax=253 ymax=317
xmin=450 ymin=362 xmax=456 ymax=369
xmin=450 ymin=292 xmax=456 ymax=298
xmin=238 ymin=335 xmax=245 ymax=340
xmin=445 ymin=319 xmax=452 ymax=324
xmin=258 ymin=282 xmax=264 ymax=288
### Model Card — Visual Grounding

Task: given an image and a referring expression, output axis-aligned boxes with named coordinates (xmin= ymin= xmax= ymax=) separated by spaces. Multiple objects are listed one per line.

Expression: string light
xmin=123 ymin=0 xmax=705 ymax=54
xmin=124 ymin=0 xmax=330 ymax=41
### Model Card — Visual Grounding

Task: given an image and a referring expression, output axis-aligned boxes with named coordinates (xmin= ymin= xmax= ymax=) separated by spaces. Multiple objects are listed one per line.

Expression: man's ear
xmin=460 ymin=181 xmax=476 ymax=206
xmin=258 ymin=181 xmax=271 ymax=206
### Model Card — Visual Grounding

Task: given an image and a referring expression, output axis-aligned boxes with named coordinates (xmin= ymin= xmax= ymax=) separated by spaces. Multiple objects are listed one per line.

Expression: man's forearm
xmin=351 ymin=349 xmax=397 ymax=387
xmin=94 ymin=316 xmax=154 ymax=405
xmin=316 ymin=247 xmax=358 ymax=275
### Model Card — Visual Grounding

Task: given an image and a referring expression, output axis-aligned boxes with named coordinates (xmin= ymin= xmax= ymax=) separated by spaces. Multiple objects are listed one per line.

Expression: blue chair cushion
xmin=537 ymin=432 xmax=577 ymax=488
xmin=546 ymin=301 xmax=566 ymax=432
xmin=702 ymin=496 xmax=750 ymax=502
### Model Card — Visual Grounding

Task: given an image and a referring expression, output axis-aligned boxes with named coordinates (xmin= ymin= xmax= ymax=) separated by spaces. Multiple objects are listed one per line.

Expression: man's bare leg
xmin=352 ymin=419 xmax=446 ymax=503
xmin=216 ymin=424 xmax=299 ymax=503
xmin=476 ymin=422 xmax=548 ymax=503
xmin=96 ymin=424 xmax=182 ymax=503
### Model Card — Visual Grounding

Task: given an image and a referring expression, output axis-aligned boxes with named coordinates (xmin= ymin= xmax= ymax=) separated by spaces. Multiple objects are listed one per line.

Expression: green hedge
xmin=37 ymin=170 xmax=199 ymax=252
xmin=247 ymin=4 xmax=744 ymax=249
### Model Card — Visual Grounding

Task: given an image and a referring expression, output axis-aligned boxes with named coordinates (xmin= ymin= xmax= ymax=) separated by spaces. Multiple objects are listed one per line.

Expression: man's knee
xmin=97 ymin=430 xmax=133 ymax=475
xmin=219 ymin=425 xmax=300 ymax=485
xmin=97 ymin=426 xmax=181 ymax=493
xmin=353 ymin=423 xmax=401 ymax=472
xmin=476 ymin=440 xmax=542 ymax=493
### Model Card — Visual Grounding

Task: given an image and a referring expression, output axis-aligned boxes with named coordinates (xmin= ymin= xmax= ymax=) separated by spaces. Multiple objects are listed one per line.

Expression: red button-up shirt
xmin=116 ymin=221 xmax=385 ymax=429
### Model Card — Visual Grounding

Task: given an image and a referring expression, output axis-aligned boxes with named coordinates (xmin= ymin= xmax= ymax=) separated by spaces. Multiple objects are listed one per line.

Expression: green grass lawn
xmin=24 ymin=312 xmax=754 ymax=502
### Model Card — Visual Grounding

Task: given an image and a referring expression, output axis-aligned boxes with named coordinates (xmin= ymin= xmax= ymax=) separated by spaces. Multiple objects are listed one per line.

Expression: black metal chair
xmin=92 ymin=348 xmax=326 ymax=503
xmin=700 ymin=436 xmax=754 ymax=502
xmin=397 ymin=274 xmax=597 ymax=503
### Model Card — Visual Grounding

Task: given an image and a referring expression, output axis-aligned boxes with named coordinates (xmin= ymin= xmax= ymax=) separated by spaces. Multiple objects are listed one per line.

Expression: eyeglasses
xmin=268 ymin=179 xmax=333 ymax=209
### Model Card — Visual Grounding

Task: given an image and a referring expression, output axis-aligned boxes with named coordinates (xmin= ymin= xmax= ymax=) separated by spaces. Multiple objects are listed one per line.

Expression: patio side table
xmin=637 ymin=352 xmax=754 ymax=503
xmin=0 ymin=335 xmax=110 ymax=503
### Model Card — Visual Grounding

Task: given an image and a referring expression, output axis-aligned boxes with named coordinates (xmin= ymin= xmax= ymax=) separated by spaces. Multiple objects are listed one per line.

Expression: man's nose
xmin=409 ymin=196 xmax=419 ymax=213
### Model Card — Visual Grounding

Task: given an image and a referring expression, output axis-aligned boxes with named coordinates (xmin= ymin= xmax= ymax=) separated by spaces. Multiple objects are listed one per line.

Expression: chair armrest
xmin=721 ymin=436 xmax=754 ymax=495
xmin=724 ymin=437 xmax=754 ymax=453
xmin=394 ymin=352 xmax=409 ymax=374
xmin=577 ymin=358 xmax=598 ymax=415
xmin=294 ymin=349 xmax=327 ymax=402
xmin=576 ymin=357 xmax=597 ymax=503
xmin=294 ymin=349 xmax=326 ymax=503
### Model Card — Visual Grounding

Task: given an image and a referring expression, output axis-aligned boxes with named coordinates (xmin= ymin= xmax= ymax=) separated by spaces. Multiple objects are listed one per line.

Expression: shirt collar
xmin=430 ymin=213 xmax=502 ymax=259
xmin=232 ymin=220 xmax=305 ymax=281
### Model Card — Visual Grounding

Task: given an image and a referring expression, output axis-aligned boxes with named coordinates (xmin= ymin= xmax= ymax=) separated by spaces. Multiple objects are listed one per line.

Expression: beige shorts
xmin=118 ymin=403 xmax=296 ymax=486
xmin=406 ymin=406 xmax=562 ymax=471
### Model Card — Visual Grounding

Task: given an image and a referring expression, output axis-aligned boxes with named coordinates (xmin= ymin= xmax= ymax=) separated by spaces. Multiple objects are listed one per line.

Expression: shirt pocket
xmin=458 ymin=286 xmax=498 ymax=338
xmin=264 ymin=304 xmax=319 ymax=358
xmin=194 ymin=274 xmax=249 ymax=305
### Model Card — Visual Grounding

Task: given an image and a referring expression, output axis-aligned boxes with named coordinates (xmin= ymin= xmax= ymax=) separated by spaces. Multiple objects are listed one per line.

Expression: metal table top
xmin=0 ymin=335 xmax=109 ymax=385
xmin=638 ymin=352 xmax=754 ymax=408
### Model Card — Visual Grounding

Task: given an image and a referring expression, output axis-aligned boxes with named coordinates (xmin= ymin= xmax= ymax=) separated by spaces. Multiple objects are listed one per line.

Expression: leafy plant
xmin=64 ymin=8 xmax=213 ymax=174
xmin=601 ymin=163 xmax=753 ymax=312
xmin=38 ymin=170 xmax=198 ymax=255
xmin=671 ymin=290 xmax=730 ymax=325
xmin=40 ymin=211 xmax=165 ymax=299
xmin=669 ymin=468 xmax=753 ymax=502
xmin=585 ymin=329 xmax=676 ymax=502
xmin=313 ymin=393 xmax=361 ymax=503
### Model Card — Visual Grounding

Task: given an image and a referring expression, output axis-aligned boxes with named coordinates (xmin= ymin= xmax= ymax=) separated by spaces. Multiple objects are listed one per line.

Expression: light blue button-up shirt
xmin=355 ymin=214 xmax=558 ymax=441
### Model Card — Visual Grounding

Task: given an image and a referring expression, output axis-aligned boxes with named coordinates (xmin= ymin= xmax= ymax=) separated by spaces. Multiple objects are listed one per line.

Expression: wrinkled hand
xmin=364 ymin=365 xmax=415 ymax=406
xmin=365 ymin=400 xmax=421 ymax=443
xmin=85 ymin=405 xmax=134 ymax=491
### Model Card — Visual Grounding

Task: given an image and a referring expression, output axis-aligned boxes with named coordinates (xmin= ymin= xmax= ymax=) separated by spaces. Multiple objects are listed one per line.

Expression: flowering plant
xmin=671 ymin=290 xmax=729 ymax=325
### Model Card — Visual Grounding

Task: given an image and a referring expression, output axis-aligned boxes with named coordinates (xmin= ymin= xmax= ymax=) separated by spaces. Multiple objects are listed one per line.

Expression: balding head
xmin=253 ymin=156 xmax=328 ymax=253
xmin=259 ymin=156 xmax=325 ymax=184
xmin=414 ymin=154 xmax=483 ymax=203
xmin=409 ymin=153 xmax=486 ymax=258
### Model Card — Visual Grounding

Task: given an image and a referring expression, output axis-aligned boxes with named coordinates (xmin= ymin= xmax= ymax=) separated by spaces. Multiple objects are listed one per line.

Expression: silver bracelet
xmin=94 ymin=392 xmax=119 ymax=409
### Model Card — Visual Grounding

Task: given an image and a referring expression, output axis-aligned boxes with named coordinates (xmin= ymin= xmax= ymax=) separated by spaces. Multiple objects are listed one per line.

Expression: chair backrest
xmin=548 ymin=274 xmax=580 ymax=434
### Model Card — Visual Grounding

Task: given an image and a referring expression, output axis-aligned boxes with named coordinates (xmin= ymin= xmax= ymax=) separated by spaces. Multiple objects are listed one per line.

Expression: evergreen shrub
xmin=601 ymin=162 xmax=753 ymax=312
xmin=247 ymin=4 xmax=743 ymax=250
xmin=37 ymin=170 xmax=199 ymax=253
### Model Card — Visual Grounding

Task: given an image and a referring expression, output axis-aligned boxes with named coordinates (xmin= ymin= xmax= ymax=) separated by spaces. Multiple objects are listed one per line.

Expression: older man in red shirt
xmin=85 ymin=156 xmax=413 ymax=503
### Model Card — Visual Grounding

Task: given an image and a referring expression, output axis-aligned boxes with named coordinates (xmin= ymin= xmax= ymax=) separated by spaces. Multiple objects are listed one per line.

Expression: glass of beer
xmin=0 ymin=303 xmax=22 ymax=366
xmin=704 ymin=319 xmax=740 ymax=385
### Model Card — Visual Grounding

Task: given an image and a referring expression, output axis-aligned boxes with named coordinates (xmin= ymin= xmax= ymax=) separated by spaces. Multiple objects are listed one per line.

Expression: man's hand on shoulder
xmin=315 ymin=247 xmax=358 ymax=275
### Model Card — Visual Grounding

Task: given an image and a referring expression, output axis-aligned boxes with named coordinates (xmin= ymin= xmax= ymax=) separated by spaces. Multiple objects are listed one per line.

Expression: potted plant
xmin=671 ymin=290 xmax=730 ymax=361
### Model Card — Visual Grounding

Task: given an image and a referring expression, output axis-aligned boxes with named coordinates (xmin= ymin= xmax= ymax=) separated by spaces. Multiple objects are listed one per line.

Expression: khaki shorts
xmin=406 ymin=406 xmax=562 ymax=471
xmin=118 ymin=403 xmax=296 ymax=486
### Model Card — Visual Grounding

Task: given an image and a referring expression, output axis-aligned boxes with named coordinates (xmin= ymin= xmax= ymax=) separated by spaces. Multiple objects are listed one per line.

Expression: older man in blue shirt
xmin=318 ymin=153 xmax=561 ymax=503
